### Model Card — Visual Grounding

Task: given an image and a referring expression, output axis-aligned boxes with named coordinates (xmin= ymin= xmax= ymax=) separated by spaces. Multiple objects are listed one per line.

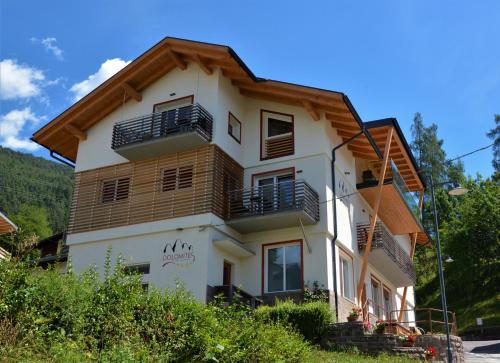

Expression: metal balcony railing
xmin=227 ymin=179 xmax=320 ymax=222
xmin=111 ymin=103 xmax=213 ymax=150
xmin=357 ymin=222 xmax=416 ymax=283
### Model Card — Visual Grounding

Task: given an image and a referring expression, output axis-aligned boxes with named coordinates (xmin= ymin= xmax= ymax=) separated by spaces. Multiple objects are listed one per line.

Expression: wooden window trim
xmin=261 ymin=239 xmax=304 ymax=296
xmin=152 ymin=95 xmax=194 ymax=113
xmin=338 ymin=246 xmax=356 ymax=303
xmin=228 ymin=112 xmax=242 ymax=144
xmin=260 ymin=109 xmax=295 ymax=160
xmin=370 ymin=274 xmax=383 ymax=318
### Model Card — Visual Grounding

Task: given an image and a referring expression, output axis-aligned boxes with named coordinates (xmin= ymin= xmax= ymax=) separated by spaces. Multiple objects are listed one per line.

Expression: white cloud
xmin=0 ymin=107 xmax=41 ymax=151
xmin=0 ymin=59 xmax=45 ymax=100
xmin=31 ymin=37 xmax=64 ymax=60
xmin=70 ymin=58 xmax=131 ymax=101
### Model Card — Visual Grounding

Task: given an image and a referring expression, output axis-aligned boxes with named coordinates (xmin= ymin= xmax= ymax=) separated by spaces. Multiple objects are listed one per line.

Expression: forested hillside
xmin=0 ymin=147 xmax=73 ymax=233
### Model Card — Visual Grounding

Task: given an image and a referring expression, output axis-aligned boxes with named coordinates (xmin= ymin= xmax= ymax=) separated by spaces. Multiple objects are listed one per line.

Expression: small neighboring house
xmin=31 ymin=37 xmax=429 ymax=325
xmin=35 ymin=232 xmax=68 ymax=273
xmin=0 ymin=211 xmax=17 ymax=261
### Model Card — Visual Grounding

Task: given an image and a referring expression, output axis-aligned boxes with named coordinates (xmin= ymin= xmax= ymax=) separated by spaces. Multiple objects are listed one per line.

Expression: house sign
xmin=162 ymin=239 xmax=196 ymax=268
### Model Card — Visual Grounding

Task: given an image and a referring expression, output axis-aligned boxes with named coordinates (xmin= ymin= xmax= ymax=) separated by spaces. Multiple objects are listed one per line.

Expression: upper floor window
xmin=153 ymin=95 xmax=193 ymax=114
xmin=101 ymin=177 xmax=130 ymax=203
xmin=161 ymin=166 xmax=193 ymax=192
xmin=260 ymin=110 xmax=294 ymax=160
xmin=228 ymin=112 xmax=241 ymax=143
xmin=263 ymin=241 xmax=302 ymax=293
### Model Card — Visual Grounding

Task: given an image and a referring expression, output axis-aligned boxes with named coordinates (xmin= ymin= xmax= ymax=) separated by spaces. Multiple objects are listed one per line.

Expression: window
xmin=264 ymin=241 xmax=302 ymax=293
xmin=383 ymin=287 xmax=392 ymax=320
xmin=124 ymin=263 xmax=150 ymax=275
xmin=228 ymin=112 xmax=241 ymax=143
xmin=254 ymin=170 xmax=294 ymax=212
xmin=340 ymin=252 xmax=354 ymax=301
xmin=124 ymin=263 xmax=150 ymax=291
xmin=101 ymin=177 xmax=130 ymax=203
xmin=153 ymin=95 xmax=193 ymax=113
xmin=371 ymin=277 xmax=381 ymax=317
xmin=161 ymin=167 xmax=193 ymax=192
xmin=261 ymin=110 xmax=294 ymax=159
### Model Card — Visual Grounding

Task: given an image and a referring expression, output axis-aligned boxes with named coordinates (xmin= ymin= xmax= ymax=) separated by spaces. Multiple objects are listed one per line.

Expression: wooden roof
xmin=0 ymin=211 xmax=17 ymax=235
xmin=32 ymin=37 xmax=381 ymax=162
xmin=363 ymin=119 xmax=425 ymax=192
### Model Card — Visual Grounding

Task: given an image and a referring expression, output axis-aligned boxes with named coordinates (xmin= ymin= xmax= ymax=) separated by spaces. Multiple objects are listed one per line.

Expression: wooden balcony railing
xmin=111 ymin=103 xmax=213 ymax=150
xmin=357 ymin=222 xmax=416 ymax=283
xmin=227 ymin=179 xmax=319 ymax=222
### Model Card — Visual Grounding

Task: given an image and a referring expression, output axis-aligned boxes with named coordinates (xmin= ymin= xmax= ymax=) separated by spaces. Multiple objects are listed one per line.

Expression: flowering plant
xmin=347 ymin=307 xmax=362 ymax=321
xmin=374 ymin=320 xmax=387 ymax=333
xmin=398 ymin=334 xmax=416 ymax=344
xmin=424 ymin=346 xmax=437 ymax=358
xmin=363 ymin=320 xmax=373 ymax=332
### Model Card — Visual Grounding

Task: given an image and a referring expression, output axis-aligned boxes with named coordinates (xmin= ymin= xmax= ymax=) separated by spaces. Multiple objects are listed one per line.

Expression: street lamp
xmin=428 ymin=175 xmax=468 ymax=363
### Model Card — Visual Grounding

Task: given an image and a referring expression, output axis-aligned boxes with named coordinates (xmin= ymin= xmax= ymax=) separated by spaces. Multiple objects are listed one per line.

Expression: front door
xmin=223 ymin=261 xmax=232 ymax=286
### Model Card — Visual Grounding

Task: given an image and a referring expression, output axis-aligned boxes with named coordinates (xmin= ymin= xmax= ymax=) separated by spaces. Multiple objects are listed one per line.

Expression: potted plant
xmin=424 ymin=346 xmax=437 ymax=361
xmin=374 ymin=320 xmax=387 ymax=334
xmin=347 ymin=307 xmax=362 ymax=322
xmin=398 ymin=334 xmax=416 ymax=347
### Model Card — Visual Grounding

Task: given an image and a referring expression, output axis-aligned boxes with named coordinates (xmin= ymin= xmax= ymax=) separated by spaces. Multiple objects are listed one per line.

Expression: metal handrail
xmin=390 ymin=160 xmax=422 ymax=222
xmin=111 ymin=103 xmax=213 ymax=149
xmin=227 ymin=179 xmax=320 ymax=221
xmin=357 ymin=222 xmax=416 ymax=283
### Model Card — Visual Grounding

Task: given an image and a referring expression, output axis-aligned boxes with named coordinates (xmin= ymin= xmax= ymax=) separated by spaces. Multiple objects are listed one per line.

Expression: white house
xmin=32 ymin=38 xmax=428 ymax=324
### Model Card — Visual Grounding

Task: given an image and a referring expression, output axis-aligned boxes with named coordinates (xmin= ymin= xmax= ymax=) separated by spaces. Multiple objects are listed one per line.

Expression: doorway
xmin=223 ymin=261 xmax=232 ymax=286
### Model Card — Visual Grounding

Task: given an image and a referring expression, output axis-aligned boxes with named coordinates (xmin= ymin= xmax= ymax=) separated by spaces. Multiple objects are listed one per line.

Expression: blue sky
xmin=1 ymin=0 xmax=498 ymax=177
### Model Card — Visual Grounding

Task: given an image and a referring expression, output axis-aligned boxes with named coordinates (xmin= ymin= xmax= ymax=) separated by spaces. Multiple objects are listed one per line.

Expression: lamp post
xmin=428 ymin=175 xmax=468 ymax=363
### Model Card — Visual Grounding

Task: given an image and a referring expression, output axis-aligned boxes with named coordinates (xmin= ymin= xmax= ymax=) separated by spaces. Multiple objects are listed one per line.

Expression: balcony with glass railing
xmin=356 ymin=160 xmax=424 ymax=236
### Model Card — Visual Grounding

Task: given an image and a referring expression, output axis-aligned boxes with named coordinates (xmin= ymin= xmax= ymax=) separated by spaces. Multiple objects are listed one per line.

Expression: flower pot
xmin=347 ymin=316 xmax=358 ymax=322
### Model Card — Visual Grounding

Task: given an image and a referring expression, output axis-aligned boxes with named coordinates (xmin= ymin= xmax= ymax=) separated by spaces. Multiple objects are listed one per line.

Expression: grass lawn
xmin=306 ymin=349 xmax=419 ymax=362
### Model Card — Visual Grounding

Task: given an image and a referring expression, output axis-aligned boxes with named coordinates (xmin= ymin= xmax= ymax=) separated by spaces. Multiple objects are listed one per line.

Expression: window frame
xmin=261 ymin=240 xmax=303 ymax=295
xmin=152 ymin=95 xmax=194 ymax=113
xmin=227 ymin=112 xmax=242 ymax=144
xmin=100 ymin=177 xmax=130 ymax=204
xmin=370 ymin=275 xmax=382 ymax=318
xmin=382 ymin=284 xmax=393 ymax=320
xmin=338 ymin=247 xmax=355 ymax=303
xmin=260 ymin=109 xmax=295 ymax=160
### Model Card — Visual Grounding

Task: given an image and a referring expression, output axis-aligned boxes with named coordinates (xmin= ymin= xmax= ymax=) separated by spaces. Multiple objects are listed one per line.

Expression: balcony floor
xmin=357 ymin=181 xmax=422 ymax=235
xmin=227 ymin=209 xmax=316 ymax=234
xmin=114 ymin=131 xmax=209 ymax=160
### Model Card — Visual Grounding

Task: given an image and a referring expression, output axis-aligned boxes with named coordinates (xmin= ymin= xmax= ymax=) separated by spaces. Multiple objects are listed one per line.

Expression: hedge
xmin=255 ymin=300 xmax=334 ymax=343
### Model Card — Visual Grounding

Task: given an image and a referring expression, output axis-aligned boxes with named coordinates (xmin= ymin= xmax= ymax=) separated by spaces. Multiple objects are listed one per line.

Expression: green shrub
xmin=0 ymin=256 xmax=311 ymax=362
xmin=255 ymin=300 xmax=334 ymax=343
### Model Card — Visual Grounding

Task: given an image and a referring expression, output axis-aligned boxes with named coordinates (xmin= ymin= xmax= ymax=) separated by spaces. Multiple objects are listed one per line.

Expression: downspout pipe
xmin=330 ymin=127 xmax=381 ymax=321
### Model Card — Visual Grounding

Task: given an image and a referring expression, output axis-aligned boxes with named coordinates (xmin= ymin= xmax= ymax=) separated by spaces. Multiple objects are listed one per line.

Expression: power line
xmin=448 ymin=143 xmax=493 ymax=162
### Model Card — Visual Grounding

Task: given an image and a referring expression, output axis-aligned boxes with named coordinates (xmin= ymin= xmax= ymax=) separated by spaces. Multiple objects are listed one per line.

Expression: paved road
xmin=463 ymin=340 xmax=500 ymax=362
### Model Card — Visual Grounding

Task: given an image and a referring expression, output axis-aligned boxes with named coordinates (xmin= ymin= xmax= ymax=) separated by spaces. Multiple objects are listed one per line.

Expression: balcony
xmin=111 ymin=103 xmax=213 ymax=160
xmin=226 ymin=179 xmax=319 ymax=233
xmin=356 ymin=161 xmax=423 ymax=235
xmin=357 ymin=222 xmax=416 ymax=286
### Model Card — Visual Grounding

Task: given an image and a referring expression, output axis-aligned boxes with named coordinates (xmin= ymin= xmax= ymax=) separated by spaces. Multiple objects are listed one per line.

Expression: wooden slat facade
xmin=68 ymin=145 xmax=243 ymax=234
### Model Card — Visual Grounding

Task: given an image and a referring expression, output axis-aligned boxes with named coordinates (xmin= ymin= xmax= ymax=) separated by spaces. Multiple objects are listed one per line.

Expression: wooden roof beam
xmin=64 ymin=124 xmax=87 ymax=141
xmin=121 ymin=82 xmax=142 ymax=102
xmin=302 ymin=100 xmax=320 ymax=121
xmin=165 ymin=47 xmax=187 ymax=70
xmin=193 ymin=54 xmax=213 ymax=75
